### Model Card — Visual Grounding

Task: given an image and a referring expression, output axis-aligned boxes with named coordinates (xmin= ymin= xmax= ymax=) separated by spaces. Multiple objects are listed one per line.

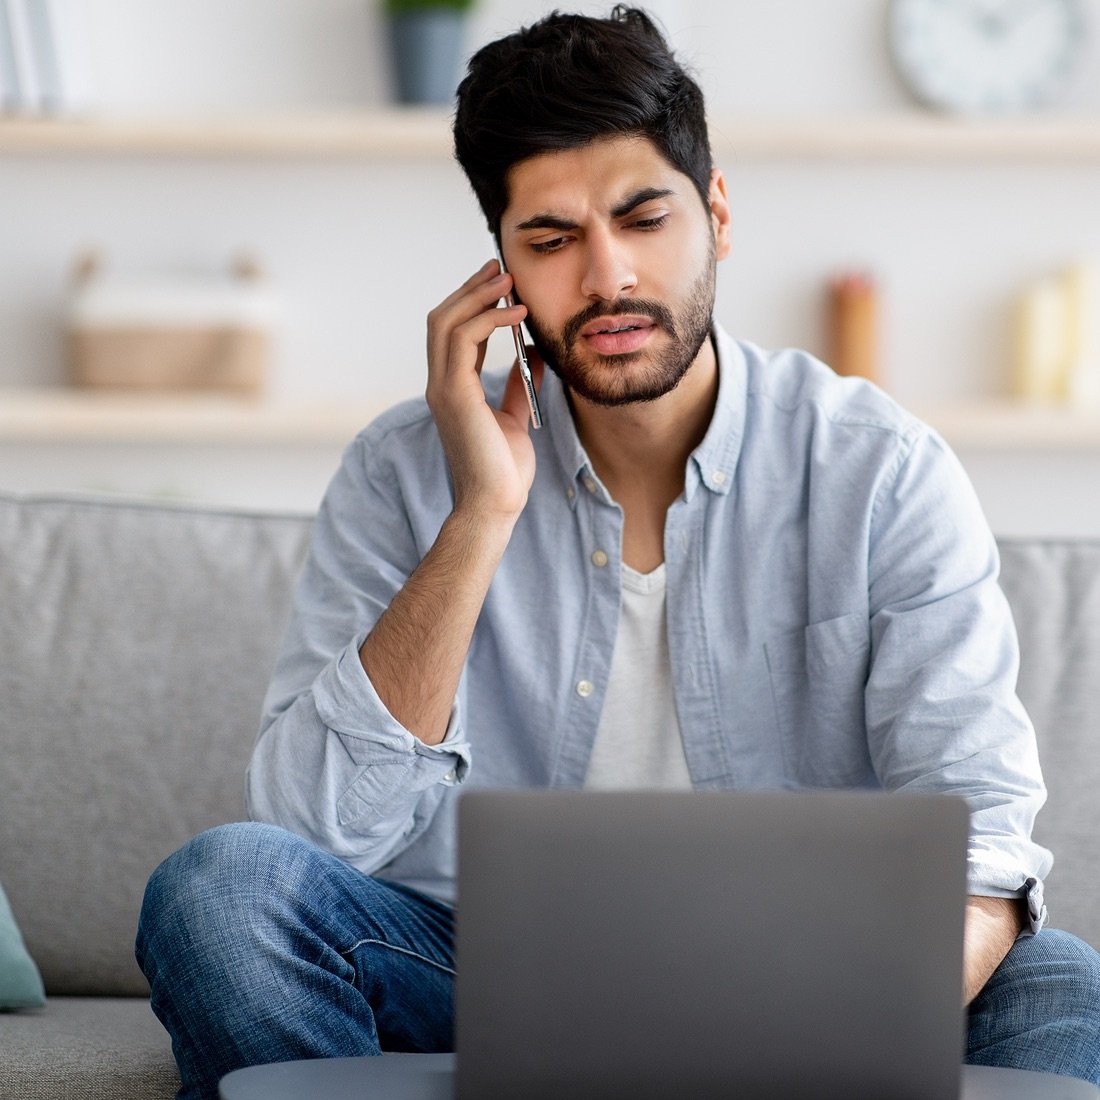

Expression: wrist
xmin=442 ymin=506 xmax=518 ymax=563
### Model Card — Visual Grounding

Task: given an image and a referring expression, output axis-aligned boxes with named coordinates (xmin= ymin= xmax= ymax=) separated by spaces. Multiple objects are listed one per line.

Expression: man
xmin=136 ymin=8 xmax=1100 ymax=1098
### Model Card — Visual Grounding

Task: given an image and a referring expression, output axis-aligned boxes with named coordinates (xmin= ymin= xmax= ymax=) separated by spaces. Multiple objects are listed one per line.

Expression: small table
xmin=220 ymin=1054 xmax=1100 ymax=1099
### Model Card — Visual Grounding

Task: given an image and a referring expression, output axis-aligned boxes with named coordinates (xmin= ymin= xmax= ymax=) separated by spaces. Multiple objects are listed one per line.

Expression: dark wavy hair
xmin=453 ymin=6 xmax=712 ymax=237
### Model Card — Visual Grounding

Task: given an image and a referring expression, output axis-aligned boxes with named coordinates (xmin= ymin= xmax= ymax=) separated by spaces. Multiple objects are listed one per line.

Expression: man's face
xmin=499 ymin=135 xmax=731 ymax=407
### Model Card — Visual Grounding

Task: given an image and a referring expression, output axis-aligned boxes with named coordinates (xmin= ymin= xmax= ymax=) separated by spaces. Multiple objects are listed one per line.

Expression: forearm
xmin=359 ymin=258 xmax=540 ymax=745
xmin=359 ymin=508 xmax=515 ymax=745
xmin=962 ymin=894 xmax=1025 ymax=1005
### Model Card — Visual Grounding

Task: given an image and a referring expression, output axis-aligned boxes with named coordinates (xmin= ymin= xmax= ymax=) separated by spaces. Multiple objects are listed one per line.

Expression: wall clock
xmin=888 ymin=0 xmax=1087 ymax=112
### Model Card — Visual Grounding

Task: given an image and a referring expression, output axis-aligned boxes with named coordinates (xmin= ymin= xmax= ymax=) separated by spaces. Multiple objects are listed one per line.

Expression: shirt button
xmin=591 ymin=549 xmax=609 ymax=568
xmin=583 ymin=475 xmax=598 ymax=494
xmin=566 ymin=486 xmax=576 ymax=501
xmin=576 ymin=679 xmax=595 ymax=698
xmin=712 ymin=470 xmax=728 ymax=486
xmin=444 ymin=768 xmax=458 ymax=783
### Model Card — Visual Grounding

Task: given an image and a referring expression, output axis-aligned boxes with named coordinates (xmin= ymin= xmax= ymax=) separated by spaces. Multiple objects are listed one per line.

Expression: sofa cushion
xmin=0 ymin=996 xmax=179 ymax=1099
xmin=998 ymin=539 xmax=1100 ymax=949
xmin=0 ymin=881 xmax=46 ymax=1009
xmin=1 ymin=488 xmax=1097 ymax=1013
xmin=0 ymin=492 xmax=313 ymax=995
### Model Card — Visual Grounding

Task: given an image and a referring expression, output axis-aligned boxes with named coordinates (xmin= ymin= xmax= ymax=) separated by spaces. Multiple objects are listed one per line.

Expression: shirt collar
xmin=542 ymin=322 xmax=747 ymax=509
xmin=540 ymin=365 xmax=591 ymax=509
xmin=686 ymin=323 xmax=746 ymax=501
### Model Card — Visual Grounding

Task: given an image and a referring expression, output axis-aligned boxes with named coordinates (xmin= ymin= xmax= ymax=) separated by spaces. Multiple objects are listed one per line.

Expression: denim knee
xmin=136 ymin=821 xmax=316 ymax=975
xmin=1033 ymin=929 xmax=1100 ymax=1030
xmin=1022 ymin=929 xmax=1100 ymax=1083
xmin=968 ymin=927 xmax=1100 ymax=1084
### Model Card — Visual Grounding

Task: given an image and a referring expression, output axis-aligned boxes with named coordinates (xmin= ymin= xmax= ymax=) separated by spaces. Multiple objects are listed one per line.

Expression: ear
xmin=708 ymin=167 xmax=732 ymax=261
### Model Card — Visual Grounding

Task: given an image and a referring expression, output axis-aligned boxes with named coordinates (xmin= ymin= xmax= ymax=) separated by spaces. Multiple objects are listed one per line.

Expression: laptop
xmin=454 ymin=788 xmax=969 ymax=1100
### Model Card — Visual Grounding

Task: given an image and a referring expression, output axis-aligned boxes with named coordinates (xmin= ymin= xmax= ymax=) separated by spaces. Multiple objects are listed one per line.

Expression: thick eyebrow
xmin=513 ymin=186 xmax=676 ymax=233
xmin=514 ymin=212 xmax=577 ymax=233
xmin=610 ymin=186 xmax=674 ymax=220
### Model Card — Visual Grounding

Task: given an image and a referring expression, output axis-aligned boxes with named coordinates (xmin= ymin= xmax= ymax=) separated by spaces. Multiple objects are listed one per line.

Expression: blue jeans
xmin=136 ymin=822 xmax=1100 ymax=1100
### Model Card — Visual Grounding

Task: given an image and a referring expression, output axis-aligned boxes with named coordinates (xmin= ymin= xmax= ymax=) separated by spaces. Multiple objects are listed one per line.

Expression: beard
xmin=522 ymin=247 xmax=717 ymax=408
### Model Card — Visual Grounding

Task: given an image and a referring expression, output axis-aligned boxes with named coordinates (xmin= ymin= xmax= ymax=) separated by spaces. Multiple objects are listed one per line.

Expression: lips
xmin=581 ymin=314 xmax=656 ymax=338
xmin=581 ymin=314 xmax=657 ymax=356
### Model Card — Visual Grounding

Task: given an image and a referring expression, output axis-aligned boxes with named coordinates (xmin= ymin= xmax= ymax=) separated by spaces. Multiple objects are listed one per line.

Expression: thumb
xmin=526 ymin=344 xmax=546 ymax=392
xmin=501 ymin=344 xmax=546 ymax=427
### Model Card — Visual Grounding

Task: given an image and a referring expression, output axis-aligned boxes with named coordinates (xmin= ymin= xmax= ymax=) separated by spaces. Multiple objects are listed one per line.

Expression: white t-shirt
xmin=583 ymin=562 xmax=692 ymax=789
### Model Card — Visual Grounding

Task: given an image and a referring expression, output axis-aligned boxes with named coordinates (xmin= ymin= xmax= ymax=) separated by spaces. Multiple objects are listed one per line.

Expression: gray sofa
xmin=1 ymin=490 xmax=1098 ymax=1099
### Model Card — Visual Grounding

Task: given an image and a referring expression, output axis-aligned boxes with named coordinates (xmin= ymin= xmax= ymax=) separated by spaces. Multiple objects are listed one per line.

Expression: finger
xmin=444 ymin=303 xmax=527 ymax=378
xmin=428 ymin=272 xmax=518 ymax=364
xmin=431 ymin=258 xmax=502 ymax=317
xmin=427 ymin=303 xmax=528 ymax=411
xmin=450 ymin=270 xmax=516 ymax=319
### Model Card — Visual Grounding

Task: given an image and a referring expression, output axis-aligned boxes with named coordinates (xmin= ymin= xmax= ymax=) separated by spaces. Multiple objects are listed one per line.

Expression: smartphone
xmin=495 ymin=248 xmax=543 ymax=430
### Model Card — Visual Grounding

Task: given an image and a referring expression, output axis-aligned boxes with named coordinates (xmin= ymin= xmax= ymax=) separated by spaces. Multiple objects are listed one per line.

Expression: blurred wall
xmin=1 ymin=1 xmax=1099 ymax=530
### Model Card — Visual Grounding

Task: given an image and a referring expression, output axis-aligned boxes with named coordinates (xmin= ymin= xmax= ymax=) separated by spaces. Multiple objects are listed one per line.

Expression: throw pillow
xmin=0 ymin=882 xmax=46 ymax=1009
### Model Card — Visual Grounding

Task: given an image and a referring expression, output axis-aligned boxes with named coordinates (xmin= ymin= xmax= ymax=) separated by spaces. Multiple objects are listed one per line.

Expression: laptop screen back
xmin=455 ymin=789 xmax=968 ymax=1100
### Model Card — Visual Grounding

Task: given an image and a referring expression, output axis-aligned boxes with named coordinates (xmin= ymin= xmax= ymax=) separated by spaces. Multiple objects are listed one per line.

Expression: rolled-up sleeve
xmin=864 ymin=426 xmax=1052 ymax=928
xmin=247 ymin=410 xmax=470 ymax=874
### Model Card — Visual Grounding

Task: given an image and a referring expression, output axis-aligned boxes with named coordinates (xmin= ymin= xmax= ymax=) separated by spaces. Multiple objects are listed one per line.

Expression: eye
xmin=631 ymin=213 xmax=670 ymax=232
xmin=530 ymin=235 xmax=571 ymax=255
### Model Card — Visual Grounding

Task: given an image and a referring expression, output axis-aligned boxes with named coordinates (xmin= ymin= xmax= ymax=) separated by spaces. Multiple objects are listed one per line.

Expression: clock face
xmin=889 ymin=0 xmax=1087 ymax=112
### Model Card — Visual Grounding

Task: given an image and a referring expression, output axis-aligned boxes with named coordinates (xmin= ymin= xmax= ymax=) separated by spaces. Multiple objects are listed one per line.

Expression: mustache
xmin=562 ymin=298 xmax=678 ymax=347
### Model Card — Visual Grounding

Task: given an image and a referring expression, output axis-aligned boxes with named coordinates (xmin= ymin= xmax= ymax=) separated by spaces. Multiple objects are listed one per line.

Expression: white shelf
xmin=0 ymin=109 xmax=453 ymax=158
xmin=2 ymin=110 xmax=1100 ymax=160
xmin=3 ymin=388 xmax=1100 ymax=450
xmin=0 ymin=388 xmax=387 ymax=444
xmin=918 ymin=401 xmax=1100 ymax=451
xmin=713 ymin=113 xmax=1100 ymax=161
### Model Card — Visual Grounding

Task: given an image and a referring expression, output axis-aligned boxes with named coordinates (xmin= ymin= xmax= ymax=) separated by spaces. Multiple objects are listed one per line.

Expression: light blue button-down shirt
xmin=249 ymin=325 xmax=1050 ymax=923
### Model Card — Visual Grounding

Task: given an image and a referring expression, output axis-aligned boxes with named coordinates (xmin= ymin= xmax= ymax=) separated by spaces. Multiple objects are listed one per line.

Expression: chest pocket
xmin=764 ymin=612 xmax=873 ymax=786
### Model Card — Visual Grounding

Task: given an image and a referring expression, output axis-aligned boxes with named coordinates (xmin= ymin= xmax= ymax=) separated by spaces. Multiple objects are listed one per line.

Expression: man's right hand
xmin=358 ymin=261 xmax=545 ymax=745
xmin=425 ymin=259 xmax=543 ymax=528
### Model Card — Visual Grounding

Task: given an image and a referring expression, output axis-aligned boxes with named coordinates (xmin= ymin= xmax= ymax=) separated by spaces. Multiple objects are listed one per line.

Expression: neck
xmin=569 ymin=334 xmax=719 ymax=501
xmin=566 ymin=334 xmax=719 ymax=574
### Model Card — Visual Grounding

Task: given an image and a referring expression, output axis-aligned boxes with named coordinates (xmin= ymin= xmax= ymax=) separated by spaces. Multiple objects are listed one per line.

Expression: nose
xmin=580 ymin=230 xmax=637 ymax=301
